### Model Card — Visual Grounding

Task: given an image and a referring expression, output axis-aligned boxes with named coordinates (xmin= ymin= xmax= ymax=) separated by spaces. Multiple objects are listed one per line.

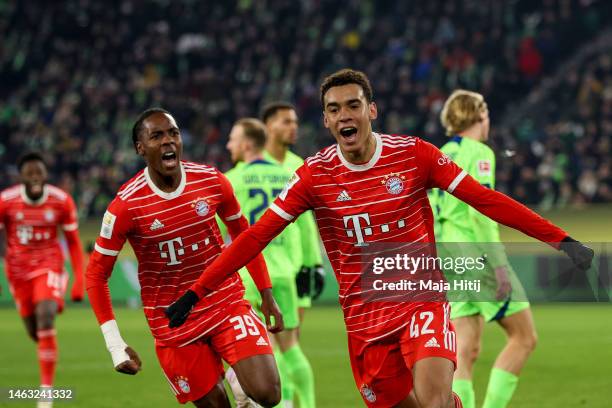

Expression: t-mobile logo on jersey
xmin=343 ymin=213 xmax=373 ymax=247
xmin=344 ymin=213 xmax=411 ymax=246
xmin=158 ymin=236 xmax=210 ymax=266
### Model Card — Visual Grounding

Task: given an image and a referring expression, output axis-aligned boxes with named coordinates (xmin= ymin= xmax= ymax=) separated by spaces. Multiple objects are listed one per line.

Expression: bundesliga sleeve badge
xmin=100 ymin=210 xmax=116 ymax=239
xmin=279 ymin=173 xmax=300 ymax=201
xmin=477 ymin=159 xmax=491 ymax=177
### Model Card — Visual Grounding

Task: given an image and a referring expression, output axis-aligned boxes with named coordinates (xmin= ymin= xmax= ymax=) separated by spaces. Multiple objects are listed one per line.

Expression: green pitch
xmin=1 ymin=305 xmax=611 ymax=407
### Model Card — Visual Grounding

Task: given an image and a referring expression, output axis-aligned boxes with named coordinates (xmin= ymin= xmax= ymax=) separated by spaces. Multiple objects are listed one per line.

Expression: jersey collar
xmin=20 ymin=184 xmax=48 ymax=206
xmin=144 ymin=163 xmax=186 ymax=200
xmin=450 ymin=135 xmax=463 ymax=144
xmin=336 ymin=132 xmax=383 ymax=172
xmin=247 ymin=159 xmax=273 ymax=166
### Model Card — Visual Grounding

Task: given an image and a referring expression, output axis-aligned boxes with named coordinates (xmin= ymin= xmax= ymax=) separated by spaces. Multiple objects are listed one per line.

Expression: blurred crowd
xmin=0 ymin=0 xmax=610 ymax=217
xmin=496 ymin=52 xmax=612 ymax=206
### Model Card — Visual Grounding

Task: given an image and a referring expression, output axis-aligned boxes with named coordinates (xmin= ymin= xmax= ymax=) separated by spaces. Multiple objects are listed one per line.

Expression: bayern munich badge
xmin=381 ymin=173 xmax=406 ymax=195
xmin=360 ymin=384 xmax=376 ymax=403
xmin=176 ymin=376 xmax=191 ymax=394
xmin=191 ymin=197 xmax=209 ymax=216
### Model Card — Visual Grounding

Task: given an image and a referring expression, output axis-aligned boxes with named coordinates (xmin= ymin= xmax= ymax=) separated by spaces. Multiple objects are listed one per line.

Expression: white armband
xmin=100 ymin=320 xmax=130 ymax=368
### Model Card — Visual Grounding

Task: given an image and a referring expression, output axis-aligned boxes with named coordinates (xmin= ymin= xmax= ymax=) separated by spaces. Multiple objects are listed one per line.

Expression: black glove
xmin=312 ymin=265 xmax=326 ymax=300
xmin=165 ymin=290 xmax=199 ymax=328
xmin=296 ymin=266 xmax=311 ymax=298
xmin=559 ymin=236 xmax=594 ymax=272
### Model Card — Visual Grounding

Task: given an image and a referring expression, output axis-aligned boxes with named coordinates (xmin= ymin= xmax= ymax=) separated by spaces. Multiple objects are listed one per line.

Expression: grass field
xmin=1 ymin=304 xmax=611 ymax=407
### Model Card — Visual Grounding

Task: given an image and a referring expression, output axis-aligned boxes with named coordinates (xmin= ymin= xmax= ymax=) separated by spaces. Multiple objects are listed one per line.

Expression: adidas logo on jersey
xmin=424 ymin=337 xmax=440 ymax=348
xmin=256 ymin=336 xmax=268 ymax=346
xmin=150 ymin=219 xmax=164 ymax=230
xmin=336 ymin=190 xmax=352 ymax=201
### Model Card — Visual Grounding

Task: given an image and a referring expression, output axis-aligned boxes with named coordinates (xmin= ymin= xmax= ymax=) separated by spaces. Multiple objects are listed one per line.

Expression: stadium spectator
xmin=0 ymin=0 xmax=610 ymax=216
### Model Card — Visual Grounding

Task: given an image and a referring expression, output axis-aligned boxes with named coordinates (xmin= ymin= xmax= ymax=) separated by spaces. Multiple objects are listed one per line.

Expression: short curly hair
xmin=131 ymin=107 xmax=172 ymax=148
xmin=320 ymin=68 xmax=373 ymax=106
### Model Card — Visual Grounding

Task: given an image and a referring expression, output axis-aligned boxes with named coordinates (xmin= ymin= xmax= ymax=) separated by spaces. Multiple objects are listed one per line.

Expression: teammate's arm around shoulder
xmin=86 ymin=197 xmax=141 ymax=375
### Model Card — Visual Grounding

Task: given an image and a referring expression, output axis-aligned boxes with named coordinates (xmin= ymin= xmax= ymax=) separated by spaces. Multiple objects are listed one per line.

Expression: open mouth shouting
xmin=339 ymin=126 xmax=358 ymax=144
xmin=28 ymin=181 xmax=44 ymax=196
xmin=161 ymin=150 xmax=178 ymax=169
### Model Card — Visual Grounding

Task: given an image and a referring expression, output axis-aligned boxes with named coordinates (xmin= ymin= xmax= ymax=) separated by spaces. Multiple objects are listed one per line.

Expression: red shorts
xmin=348 ymin=303 xmax=457 ymax=408
xmin=156 ymin=301 xmax=273 ymax=404
xmin=9 ymin=270 xmax=68 ymax=317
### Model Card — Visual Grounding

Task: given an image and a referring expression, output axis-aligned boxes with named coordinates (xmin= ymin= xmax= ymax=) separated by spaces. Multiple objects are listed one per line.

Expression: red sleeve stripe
xmin=269 ymin=203 xmax=294 ymax=221
xmin=94 ymin=243 xmax=119 ymax=256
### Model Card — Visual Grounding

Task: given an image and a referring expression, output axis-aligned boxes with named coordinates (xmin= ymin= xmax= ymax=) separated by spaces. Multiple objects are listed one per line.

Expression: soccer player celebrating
xmin=167 ymin=70 xmax=593 ymax=408
xmin=223 ymin=118 xmax=315 ymax=408
xmin=261 ymin=102 xmax=326 ymax=319
xmin=430 ymin=90 xmax=535 ymax=408
xmin=86 ymin=108 xmax=283 ymax=407
xmin=0 ymin=152 xmax=84 ymax=407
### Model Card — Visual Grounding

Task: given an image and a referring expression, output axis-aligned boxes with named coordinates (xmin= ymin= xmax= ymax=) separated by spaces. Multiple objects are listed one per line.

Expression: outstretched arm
xmin=419 ymin=139 xmax=594 ymax=268
xmin=194 ymin=166 xmax=313 ymax=295
xmin=450 ymin=173 xmax=567 ymax=245
xmin=166 ymin=209 xmax=290 ymax=329
xmin=451 ymin=176 xmax=593 ymax=268
xmin=217 ymin=171 xmax=272 ymax=292
xmin=194 ymin=209 xmax=289 ymax=297
xmin=166 ymin=165 xmax=316 ymax=329
xmin=220 ymin=213 xmax=271 ymax=293
xmin=166 ymin=171 xmax=285 ymax=331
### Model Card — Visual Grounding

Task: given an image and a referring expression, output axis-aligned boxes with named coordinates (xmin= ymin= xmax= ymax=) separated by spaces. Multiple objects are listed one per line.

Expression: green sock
xmin=482 ymin=368 xmax=519 ymax=408
xmin=453 ymin=379 xmax=475 ymax=408
xmin=274 ymin=349 xmax=294 ymax=406
xmin=283 ymin=345 xmax=315 ymax=408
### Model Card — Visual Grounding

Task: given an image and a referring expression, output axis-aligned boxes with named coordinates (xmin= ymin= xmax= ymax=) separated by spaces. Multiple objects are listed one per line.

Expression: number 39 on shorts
xmin=229 ymin=314 xmax=261 ymax=340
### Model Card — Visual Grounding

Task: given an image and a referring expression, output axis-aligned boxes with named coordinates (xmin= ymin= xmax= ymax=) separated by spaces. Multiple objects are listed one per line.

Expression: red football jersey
xmin=0 ymin=184 xmax=79 ymax=282
xmin=269 ymin=133 xmax=464 ymax=342
xmin=190 ymin=133 xmax=567 ymax=340
xmin=94 ymin=162 xmax=246 ymax=347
